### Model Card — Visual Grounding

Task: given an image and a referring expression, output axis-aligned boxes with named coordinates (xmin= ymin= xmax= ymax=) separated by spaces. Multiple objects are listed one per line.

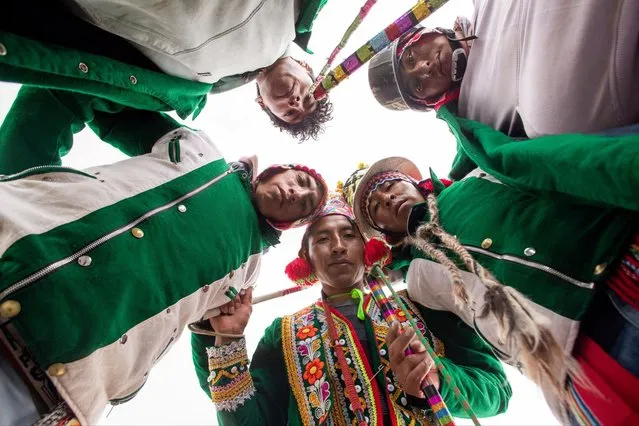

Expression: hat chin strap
xmin=451 ymin=48 xmax=467 ymax=83
xmin=443 ymin=29 xmax=476 ymax=84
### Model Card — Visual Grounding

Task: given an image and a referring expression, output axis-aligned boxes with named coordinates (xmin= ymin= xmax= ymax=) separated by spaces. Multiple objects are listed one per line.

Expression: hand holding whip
xmin=364 ymin=238 xmax=480 ymax=426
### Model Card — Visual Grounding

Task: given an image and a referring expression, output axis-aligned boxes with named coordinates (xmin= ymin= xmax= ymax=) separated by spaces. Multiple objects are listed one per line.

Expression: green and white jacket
xmin=393 ymin=106 xmax=639 ymax=420
xmin=0 ymin=127 xmax=278 ymax=424
xmin=0 ymin=0 xmax=327 ymax=175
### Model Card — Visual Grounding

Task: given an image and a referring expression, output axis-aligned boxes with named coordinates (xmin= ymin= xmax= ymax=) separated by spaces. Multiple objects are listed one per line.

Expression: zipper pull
xmin=168 ymin=136 xmax=182 ymax=164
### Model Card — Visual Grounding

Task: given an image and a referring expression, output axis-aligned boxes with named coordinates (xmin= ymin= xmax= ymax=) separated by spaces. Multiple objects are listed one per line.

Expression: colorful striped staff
xmin=309 ymin=0 xmax=378 ymax=95
xmin=365 ymin=275 xmax=456 ymax=426
xmin=313 ymin=0 xmax=449 ymax=100
xmin=370 ymin=265 xmax=481 ymax=426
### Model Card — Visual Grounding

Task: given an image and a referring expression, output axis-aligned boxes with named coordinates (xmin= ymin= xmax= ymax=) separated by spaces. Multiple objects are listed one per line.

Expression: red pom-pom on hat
xmin=364 ymin=238 xmax=392 ymax=268
xmin=285 ymin=257 xmax=318 ymax=288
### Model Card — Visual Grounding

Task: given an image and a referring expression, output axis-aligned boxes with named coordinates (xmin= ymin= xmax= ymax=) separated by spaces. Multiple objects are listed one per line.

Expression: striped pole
xmin=370 ymin=266 xmax=481 ymax=425
xmin=365 ymin=275 xmax=456 ymax=426
xmin=309 ymin=0 xmax=378 ymax=95
xmin=313 ymin=0 xmax=450 ymax=100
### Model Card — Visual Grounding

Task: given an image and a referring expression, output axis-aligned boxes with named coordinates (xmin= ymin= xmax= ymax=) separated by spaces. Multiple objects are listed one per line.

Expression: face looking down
xmin=367 ymin=179 xmax=425 ymax=234
xmin=254 ymin=168 xmax=324 ymax=223
xmin=304 ymin=215 xmax=366 ymax=294
xmin=257 ymin=57 xmax=318 ymax=124
xmin=399 ymin=32 xmax=453 ymax=101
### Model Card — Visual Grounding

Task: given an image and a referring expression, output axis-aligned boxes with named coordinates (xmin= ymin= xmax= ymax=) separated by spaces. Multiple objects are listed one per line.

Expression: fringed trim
xmin=207 ymin=338 xmax=248 ymax=369
xmin=211 ymin=372 xmax=256 ymax=412
xmin=207 ymin=338 xmax=255 ymax=412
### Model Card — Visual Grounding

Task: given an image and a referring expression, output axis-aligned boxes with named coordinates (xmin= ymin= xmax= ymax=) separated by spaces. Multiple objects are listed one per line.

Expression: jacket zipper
xmin=463 ymin=246 xmax=594 ymax=289
xmin=173 ymin=0 xmax=267 ymax=56
xmin=0 ymin=165 xmax=98 ymax=182
xmin=154 ymin=336 xmax=175 ymax=365
xmin=109 ymin=378 xmax=148 ymax=406
xmin=0 ymin=168 xmax=232 ymax=301
xmin=168 ymin=136 xmax=181 ymax=164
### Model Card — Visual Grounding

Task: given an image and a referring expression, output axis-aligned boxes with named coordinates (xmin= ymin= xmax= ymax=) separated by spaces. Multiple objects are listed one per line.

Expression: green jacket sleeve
xmin=214 ymin=319 xmax=291 ymax=426
xmin=417 ymin=305 xmax=512 ymax=418
xmin=438 ymin=106 xmax=639 ymax=212
xmin=0 ymin=86 xmax=181 ymax=174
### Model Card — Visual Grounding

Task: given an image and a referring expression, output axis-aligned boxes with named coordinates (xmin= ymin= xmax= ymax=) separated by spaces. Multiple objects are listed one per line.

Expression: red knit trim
xmin=606 ymin=235 xmax=639 ymax=310
xmin=571 ymin=335 xmax=639 ymax=423
xmin=327 ymin=304 xmax=386 ymax=426
xmin=322 ymin=300 xmax=369 ymax=426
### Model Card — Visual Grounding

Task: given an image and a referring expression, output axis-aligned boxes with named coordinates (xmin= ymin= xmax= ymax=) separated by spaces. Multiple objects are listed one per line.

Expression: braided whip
xmin=404 ymin=194 xmax=594 ymax=423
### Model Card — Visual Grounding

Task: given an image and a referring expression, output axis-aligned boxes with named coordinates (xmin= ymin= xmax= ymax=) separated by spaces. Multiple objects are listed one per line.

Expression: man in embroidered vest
xmin=204 ymin=193 xmax=511 ymax=425
xmin=0 ymin=123 xmax=329 ymax=425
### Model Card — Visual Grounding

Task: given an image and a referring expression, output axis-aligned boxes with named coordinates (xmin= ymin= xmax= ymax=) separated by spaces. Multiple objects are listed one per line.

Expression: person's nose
xmin=288 ymin=95 xmax=301 ymax=108
xmin=331 ymin=237 xmax=347 ymax=254
xmin=384 ymin=192 xmax=396 ymax=207
xmin=287 ymin=187 xmax=297 ymax=203
xmin=288 ymin=186 xmax=311 ymax=203
xmin=415 ymin=58 xmax=432 ymax=78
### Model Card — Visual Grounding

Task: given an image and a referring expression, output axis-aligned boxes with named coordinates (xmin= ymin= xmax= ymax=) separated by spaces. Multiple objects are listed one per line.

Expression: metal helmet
xmin=368 ymin=40 xmax=409 ymax=111
xmin=368 ymin=26 xmax=467 ymax=112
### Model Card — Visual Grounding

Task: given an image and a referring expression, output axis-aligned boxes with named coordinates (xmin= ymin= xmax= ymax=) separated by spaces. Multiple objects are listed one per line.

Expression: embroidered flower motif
xmin=297 ymin=326 xmax=318 ymax=340
xmin=394 ymin=308 xmax=408 ymax=323
xmin=303 ymin=358 xmax=325 ymax=385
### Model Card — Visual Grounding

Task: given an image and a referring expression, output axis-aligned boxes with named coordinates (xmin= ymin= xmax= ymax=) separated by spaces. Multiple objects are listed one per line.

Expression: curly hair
xmin=256 ymin=83 xmax=334 ymax=142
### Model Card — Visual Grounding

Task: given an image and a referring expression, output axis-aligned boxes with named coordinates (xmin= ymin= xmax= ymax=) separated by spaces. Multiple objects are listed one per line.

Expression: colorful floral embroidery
xmin=283 ymin=291 xmax=443 ymax=426
xmin=395 ymin=307 xmax=408 ymax=322
xmin=283 ymin=308 xmax=332 ymax=426
xmin=304 ymin=358 xmax=325 ymax=384
xmin=297 ymin=325 xmax=319 ymax=339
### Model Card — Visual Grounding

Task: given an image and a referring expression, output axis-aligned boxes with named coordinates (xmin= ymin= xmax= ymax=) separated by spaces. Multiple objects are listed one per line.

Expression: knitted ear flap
xmin=364 ymin=238 xmax=392 ymax=269
xmin=285 ymin=258 xmax=318 ymax=288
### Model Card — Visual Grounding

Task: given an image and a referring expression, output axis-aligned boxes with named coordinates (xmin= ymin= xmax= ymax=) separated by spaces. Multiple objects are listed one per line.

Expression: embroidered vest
xmin=281 ymin=291 xmax=445 ymax=426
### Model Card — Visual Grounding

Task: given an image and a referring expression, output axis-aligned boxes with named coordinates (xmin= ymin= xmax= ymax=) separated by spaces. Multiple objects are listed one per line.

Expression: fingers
xmin=405 ymin=356 xmax=434 ymax=392
xmin=409 ymin=339 xmax=426 ymax=353
xmin=219 ymin=301 xmax=232 ymax=315
xmin=239 ymin=287 xmax=254 ymax=305
xmin=386 ymin=321 xmax=400 ymax=345
xmin=388 ymin=326 xmax=416 ymax=365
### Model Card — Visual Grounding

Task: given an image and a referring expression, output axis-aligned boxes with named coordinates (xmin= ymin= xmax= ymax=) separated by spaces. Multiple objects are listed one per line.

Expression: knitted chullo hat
xmin=341 ymin=158 xmax=422 ymax=239
xmin=255 ymin=164 xmax=329 ymax=231
xmin=285 ymin=192 xmax=356 ymax=287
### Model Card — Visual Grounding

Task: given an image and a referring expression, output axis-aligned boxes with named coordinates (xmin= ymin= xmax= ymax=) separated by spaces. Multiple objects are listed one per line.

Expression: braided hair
xmin=402 ymin=194 xmax=594 ymax=416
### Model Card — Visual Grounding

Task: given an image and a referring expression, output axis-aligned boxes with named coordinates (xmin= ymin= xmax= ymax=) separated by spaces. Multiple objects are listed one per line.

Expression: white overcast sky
xmin=0 ymin=0 xmax=560 ymax=424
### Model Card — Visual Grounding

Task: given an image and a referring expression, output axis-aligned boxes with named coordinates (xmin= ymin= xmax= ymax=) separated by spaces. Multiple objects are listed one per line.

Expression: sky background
xmin=0 ymin=0 xmax=560 ymax=424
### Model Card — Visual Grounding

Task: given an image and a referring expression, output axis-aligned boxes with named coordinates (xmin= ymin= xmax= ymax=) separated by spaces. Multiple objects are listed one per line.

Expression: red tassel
xmin=285 ymin=258 xmax=318 ymax=287
xmin=364 ymin=238 xmax=392 ymax=268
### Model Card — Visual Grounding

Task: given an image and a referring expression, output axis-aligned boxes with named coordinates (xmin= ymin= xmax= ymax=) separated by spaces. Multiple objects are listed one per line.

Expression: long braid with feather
xmin=405 ymin=194 xmax=595 ymax=415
